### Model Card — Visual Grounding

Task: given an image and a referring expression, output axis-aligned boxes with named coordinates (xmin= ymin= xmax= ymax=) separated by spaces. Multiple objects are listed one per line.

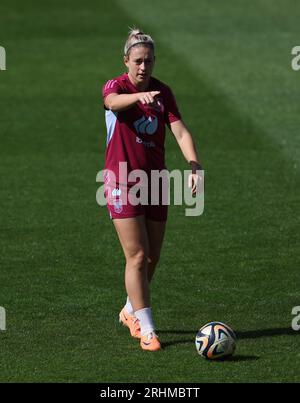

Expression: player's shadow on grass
xmin=159 ymin=327 xmax=298 ymax=359
xmin=207 ymin=355 xmax=258 ymax=362
xmin=235 ymin=327 xmax=298 ymax=340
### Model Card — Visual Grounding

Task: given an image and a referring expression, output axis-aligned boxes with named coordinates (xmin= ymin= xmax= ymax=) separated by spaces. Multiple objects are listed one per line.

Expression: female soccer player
xmin=102 ymin=28 xmax=203 ymax=351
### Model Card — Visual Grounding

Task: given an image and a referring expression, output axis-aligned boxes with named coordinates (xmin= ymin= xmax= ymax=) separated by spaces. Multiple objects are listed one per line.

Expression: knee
xmin=127 ymin=249 xmax=148 ymax=270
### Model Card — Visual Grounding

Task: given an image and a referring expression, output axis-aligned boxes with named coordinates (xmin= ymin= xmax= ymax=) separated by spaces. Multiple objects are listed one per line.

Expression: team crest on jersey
xmin=149 ymin=98 xmax=164 ymax=113
xmin=112 ymin=188 xmax=122 ymax=197
xmin=133 ymin=115 xmax=158 ymax=135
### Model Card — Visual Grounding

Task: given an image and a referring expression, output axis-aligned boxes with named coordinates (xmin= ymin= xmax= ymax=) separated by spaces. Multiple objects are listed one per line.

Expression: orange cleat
xmin=119 ymin=308 xmax=141 ymax=339
xmin=140 ymin=332 xmax=161 ymax=351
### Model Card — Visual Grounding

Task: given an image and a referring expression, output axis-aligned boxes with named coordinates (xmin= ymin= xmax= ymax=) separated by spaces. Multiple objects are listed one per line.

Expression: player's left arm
xmin=170 ymin=119 xmax=203 ymax=195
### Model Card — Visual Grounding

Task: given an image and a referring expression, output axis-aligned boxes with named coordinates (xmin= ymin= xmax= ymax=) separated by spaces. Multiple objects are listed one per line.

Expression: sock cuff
xmin=135 ymin=307 xmax=155 ymax=336
xmin=124 ymin=297 xmax=134 ymax=315
xmin=135 ymin=307 xmax=151 ymax=317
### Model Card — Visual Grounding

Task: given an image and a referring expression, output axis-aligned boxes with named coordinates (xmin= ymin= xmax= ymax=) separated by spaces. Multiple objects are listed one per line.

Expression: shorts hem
xmin=110 ymin=213 xmax=144 ymax=220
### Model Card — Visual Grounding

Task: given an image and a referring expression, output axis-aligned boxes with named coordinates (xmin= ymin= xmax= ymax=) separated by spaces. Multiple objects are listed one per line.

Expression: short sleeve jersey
xmin=102 ymin=73 xmax=181 ymax=183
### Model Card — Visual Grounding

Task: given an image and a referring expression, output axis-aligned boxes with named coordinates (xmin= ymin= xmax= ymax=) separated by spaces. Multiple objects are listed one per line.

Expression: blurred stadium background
xmin=0 ymin=0 xmax=299 ymax=382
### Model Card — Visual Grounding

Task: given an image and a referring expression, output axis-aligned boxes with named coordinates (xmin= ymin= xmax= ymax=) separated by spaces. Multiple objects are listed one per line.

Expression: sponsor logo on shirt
xmin=133 ymin=115 xmax=158 ymax=135
xmin=136 ymin=136 xmax=156 ymax=148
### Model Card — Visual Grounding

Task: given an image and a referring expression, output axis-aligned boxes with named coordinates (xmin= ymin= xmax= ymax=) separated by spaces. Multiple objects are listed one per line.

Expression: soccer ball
xmin=195 ymin=321 xmax=237 ymax=359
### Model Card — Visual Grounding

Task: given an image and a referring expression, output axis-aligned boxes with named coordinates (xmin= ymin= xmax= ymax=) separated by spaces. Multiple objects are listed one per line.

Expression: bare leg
xmin=146 ymin=219 xmax=167 ymax=282
xmin=113 ymin=216 xmax=150 ymax=311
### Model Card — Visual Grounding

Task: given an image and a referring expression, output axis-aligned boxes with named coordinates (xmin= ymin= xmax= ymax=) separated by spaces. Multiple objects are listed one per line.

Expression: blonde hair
xmin=124 ymin=27 xmax=155 ymax=56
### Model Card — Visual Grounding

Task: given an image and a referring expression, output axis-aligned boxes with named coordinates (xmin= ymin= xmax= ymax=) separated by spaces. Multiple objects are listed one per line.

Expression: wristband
xmin=189 ymin=160 xmax=203 ymax=174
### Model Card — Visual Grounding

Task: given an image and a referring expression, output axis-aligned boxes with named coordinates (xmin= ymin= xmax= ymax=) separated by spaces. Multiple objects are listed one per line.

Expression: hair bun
xmin=129 ymin=27 xmax=144 ymax=36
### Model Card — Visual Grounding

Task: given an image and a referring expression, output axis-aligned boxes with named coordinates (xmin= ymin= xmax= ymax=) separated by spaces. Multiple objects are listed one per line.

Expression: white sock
xmin=124 ymin=297 xmax=134 ymax=315
xmin=134 ymin=307 xmax=155 ymax=336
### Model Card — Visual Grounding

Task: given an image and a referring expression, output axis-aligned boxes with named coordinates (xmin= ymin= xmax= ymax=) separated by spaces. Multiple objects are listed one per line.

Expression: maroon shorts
xmin=104 ymin=181 xmax=168 ymax=222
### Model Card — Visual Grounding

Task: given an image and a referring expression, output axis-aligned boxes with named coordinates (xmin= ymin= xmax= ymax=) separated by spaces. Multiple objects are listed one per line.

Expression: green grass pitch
xmin=0 ymin=0 xmax=299 ymax=382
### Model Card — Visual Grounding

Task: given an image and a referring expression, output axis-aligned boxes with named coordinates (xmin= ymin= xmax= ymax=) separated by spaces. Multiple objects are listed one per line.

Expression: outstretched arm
xmin=104 ymin=91 xmax=161 ymax=112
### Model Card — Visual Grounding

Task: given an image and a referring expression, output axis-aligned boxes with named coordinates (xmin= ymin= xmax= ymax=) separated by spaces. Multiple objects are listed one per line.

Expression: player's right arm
xmin=104 ymin=91 xmax=160 ymax=112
